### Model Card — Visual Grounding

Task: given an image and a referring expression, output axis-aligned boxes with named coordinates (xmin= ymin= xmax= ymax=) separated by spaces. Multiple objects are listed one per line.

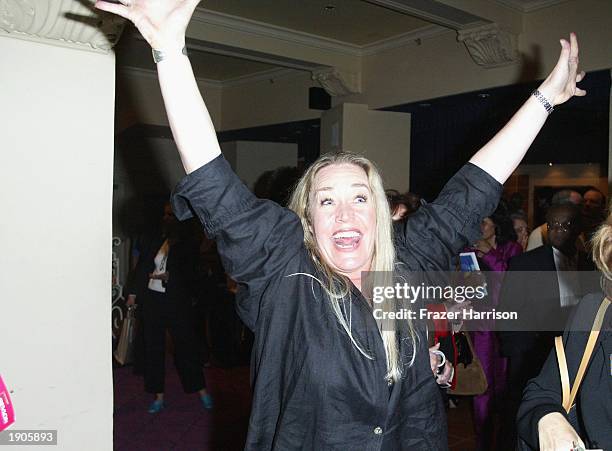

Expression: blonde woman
xmin=96 ymin=0 xmax=585 ymax=448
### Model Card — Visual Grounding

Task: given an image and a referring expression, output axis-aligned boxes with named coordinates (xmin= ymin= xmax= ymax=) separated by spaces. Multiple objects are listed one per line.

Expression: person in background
xmin=386 ymin=189 xmax=412 ymax=221
xmin=527 ymin=189 xmax=583 ymax=251
xmin=582 ymin=187 xmax=606 ymax=243
xmin=517 ymin=209 xmax=612 ymax=451
xmin=511 ymin=212 xmax=530 ymax=251
xmin=498 ymin=203 xmax=596 ymax=450
xmin=126 ymin=203 xmax=213 ymax=413
xmin=464 ymin=203 xmax=523 ymax=450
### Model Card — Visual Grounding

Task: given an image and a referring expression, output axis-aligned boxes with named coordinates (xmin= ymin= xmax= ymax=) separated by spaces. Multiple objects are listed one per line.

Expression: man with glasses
xmin=497 ymin=204 xmax=595 ymax=450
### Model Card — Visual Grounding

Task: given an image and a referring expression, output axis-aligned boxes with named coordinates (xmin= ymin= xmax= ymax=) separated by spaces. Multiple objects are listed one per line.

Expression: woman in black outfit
xmin=127 ymin=203 xmax=212 ymax=413
xmin=96 ymin=0 xmax=585 ymax=447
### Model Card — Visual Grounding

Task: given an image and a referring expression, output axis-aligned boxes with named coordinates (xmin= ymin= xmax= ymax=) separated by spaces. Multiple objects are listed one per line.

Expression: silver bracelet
xmin=152 ymin=46 xmax=188 ymax=64
xmin=532 ymin=89 xmax=554 ymax=114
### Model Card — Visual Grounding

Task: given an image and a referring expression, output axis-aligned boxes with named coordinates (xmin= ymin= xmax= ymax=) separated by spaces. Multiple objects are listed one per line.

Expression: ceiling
xmin=202 ymin=0 xmax=431 ymax=46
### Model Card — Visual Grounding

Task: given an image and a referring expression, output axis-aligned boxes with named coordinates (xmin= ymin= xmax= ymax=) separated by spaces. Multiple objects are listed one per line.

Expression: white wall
xmin=222 ymin=141 xmax=299 ymax=189
xmin=321 ymin=104 xmax=411 ymax=191
xmin=221 ymin=70 xmax=320 ymax=131
xmin=116 ymin=69 xmax=223 ymax=131
xmin=0 ymin=38 xmax=115 ymax=450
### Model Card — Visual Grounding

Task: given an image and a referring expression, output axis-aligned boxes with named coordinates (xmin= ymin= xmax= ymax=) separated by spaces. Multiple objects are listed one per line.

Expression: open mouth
xmin=332 ymin=230 xmax=362 ymax=249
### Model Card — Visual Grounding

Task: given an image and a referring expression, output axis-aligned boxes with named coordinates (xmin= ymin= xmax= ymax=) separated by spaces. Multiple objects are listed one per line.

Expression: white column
xmin=0 ymin=2 xmax=121 ymax=449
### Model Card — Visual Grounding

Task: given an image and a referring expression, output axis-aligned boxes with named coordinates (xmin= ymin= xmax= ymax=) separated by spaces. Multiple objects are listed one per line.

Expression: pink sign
xmin=0 ymin=375 xmax=15 ymax=431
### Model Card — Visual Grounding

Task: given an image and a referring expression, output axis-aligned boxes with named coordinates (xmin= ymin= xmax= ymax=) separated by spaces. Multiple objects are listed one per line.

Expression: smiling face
xmin=310 ymin=163 xmax=376 ymax=282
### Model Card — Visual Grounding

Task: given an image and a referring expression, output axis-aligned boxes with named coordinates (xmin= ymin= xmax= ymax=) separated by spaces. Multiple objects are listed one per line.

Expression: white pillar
xmin=0 ymin=3 xmax=121 ymax=449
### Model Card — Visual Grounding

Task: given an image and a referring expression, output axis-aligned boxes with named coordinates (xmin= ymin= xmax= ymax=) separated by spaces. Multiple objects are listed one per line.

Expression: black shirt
xmin=172 ymin=156 xmax=501 ymax=450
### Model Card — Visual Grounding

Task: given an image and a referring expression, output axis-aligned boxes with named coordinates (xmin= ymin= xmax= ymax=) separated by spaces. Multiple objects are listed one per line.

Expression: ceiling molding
xmin=191 ymin=8 xmax=363 ymax=57
xmin=118 ymin=66 xmax=223 ymax=88
xmin=494 ymin=0 xmax=570 ymax=13
xmin=190 ymin=8 xmax=451 ymax=59
xmin=0 ymin=0 xmax=124 ymax=52
xmin=222 ymin=68 xmax=300 ymax=88
xmin=364 ymin=0 xmax=486 ymax=29
xmin=361 ymin=24 xmax=451 ymax=56
xmin=118 ymin=65 xmax=303 ymax=90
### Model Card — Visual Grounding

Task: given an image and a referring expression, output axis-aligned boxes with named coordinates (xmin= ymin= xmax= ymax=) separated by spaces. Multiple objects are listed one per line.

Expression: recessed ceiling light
xmin=478 ymin=93 xmax=490 ymax=98
xmin=323 ymin=5 xmax=336 ymax=13
xmin=548 ymin=162 xmax=553 ymax=166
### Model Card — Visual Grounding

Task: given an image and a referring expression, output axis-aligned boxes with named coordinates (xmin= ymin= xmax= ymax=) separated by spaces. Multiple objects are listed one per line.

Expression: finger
xmin=576 ymin=70 xmax=586 ymax=83
xmin=574 ymin=87 xmax=587 ymax=97
xmin=569 ymin=32 xmax=579 ymax=60
xmin=94 ymin=1 xmax=129 ymax=19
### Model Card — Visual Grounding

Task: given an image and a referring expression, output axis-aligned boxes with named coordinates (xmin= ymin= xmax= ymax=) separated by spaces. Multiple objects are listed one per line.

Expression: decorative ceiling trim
xmin=118 ymin=66 xmax=223 ymax=88
xmin=191 ymin=8 xmax=451 ymax=58
xmin=361 ymin=24 xmax=451 ymax=56
xmin=494 ymin=0 xmax=570 ymax=13
xmin=0 ymin=0 xmax=124 ymax=52
xmin=457 ymin=23 xmax=518 ymax=68
xmin=191 ymin=8 xmax=363 ymax=57
xmin=118 ymin=65 xmax=301 ymax=90
xmin=222 ymin=68 xmax=300 ymax=88
xmin=311 ymin=68 xmax=362 ymax=96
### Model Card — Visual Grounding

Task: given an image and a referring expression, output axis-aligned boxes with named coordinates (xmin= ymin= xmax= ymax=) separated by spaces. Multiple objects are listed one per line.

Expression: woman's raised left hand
xmin=539 ymin=33 xmax=586 ymax=106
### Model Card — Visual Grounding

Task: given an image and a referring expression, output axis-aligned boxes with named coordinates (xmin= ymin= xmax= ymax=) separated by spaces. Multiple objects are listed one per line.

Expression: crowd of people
xmin=97 ymin=0 xmax=611 ymax=450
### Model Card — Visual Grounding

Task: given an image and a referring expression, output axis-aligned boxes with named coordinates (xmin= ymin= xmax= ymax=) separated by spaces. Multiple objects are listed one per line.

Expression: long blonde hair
xmin=288 ymin=152 xmax=414 ymax=382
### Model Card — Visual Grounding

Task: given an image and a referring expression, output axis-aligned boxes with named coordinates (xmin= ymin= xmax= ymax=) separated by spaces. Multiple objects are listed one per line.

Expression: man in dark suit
xmin=497 ymin=204 xmax=596 ymax=450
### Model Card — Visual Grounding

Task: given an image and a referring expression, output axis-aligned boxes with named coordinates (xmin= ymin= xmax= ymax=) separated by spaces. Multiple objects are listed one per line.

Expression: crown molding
xmin=118 ymin=65 xmax=302 ymax=90
xmin=222 ymin=68 xmax=299 ymax=88
xmin=191 ymin=8 xmax=363 ymax=57
xmin=0 ymin=0 xmax=124 ymax=52
xmin=494 ymin=0 xmax=570 ymax=13
xmin=118 ymin=66 xmax=223 ymax=88
xmin=361 ymin=25 xmax=451 ymax=56
xmin=191 ymin=8 xmax=452 ymax=59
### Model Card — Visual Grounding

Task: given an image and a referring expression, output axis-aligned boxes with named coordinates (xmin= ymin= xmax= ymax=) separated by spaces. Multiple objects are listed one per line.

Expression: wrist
xmin=152 ymin=45 xmax=188 ymax=64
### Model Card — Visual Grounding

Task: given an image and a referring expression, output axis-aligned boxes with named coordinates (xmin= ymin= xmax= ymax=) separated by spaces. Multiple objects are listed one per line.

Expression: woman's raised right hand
xmin=95 ymin=0 xmax=200 ymax=50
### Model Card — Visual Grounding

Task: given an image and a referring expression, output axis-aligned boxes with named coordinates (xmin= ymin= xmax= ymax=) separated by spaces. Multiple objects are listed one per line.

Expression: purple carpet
xmin=113 ymin=362 xmax=251 ymax=451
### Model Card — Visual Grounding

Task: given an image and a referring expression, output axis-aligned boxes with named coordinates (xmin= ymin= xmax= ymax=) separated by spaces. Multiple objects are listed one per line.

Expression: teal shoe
xmin=200 ymin=393 xmax=213 ymax=410
xmin=147 ymin=399 xmax=164 ymax=414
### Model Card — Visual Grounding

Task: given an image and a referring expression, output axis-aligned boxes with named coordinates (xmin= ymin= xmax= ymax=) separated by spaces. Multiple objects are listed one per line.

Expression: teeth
xmin=333 ymin=231 xmax=361 ymax=238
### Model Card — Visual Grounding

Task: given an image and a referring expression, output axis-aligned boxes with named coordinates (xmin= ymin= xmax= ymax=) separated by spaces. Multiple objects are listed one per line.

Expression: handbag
xmin=554 ymin=297 xmax=611 ymax=435
xmin=449 ymin=332 xmax=488 ymax=396
xmin=114 ymin=306 xmax=137 ymax=365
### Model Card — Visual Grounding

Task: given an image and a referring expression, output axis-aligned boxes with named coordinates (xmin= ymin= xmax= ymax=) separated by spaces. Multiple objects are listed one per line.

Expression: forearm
xmin=469 ymin=85 xmax=551 ymax=184
xmin=157 ymin=56 xmax=221 ymax=174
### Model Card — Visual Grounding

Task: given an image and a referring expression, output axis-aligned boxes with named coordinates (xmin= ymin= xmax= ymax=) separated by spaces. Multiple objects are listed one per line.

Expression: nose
xmin=335 ymin=202 xmax=353 ymax=223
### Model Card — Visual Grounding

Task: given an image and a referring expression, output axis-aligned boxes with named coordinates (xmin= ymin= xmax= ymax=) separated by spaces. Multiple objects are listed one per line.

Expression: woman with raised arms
xmin=95 ymin=0 xmax=585 ymax=448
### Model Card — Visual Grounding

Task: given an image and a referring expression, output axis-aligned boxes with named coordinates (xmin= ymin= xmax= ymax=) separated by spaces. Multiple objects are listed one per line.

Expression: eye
xmin=320 ymin=197 xmax=333 ymax=206
xmin=355 ymin=194 xmax=368 ymax=203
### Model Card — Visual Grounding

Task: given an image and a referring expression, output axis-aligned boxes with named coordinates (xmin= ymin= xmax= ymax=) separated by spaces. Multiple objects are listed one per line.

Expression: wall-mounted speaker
xmin=309 ymin=87 xmax=331 ymax=110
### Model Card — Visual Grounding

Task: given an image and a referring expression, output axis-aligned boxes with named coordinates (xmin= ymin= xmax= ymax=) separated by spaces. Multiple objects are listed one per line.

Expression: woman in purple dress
xmin=465 ymin=204 xmax=523 ymax=450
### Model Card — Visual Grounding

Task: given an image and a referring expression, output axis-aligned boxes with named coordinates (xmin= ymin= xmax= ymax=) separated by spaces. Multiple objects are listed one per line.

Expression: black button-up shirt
xmin=172 ymin=156 xmax=501 ymax=450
